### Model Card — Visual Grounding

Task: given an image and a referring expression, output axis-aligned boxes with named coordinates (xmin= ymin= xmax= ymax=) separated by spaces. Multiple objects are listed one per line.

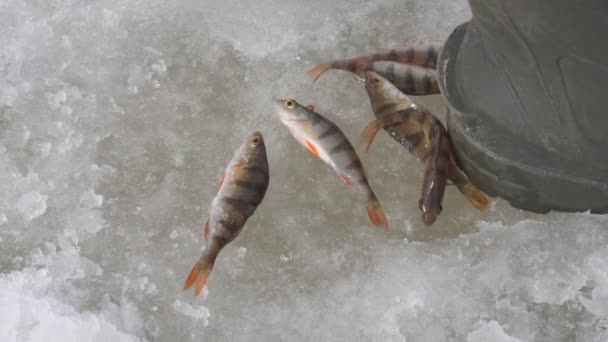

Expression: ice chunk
xmin=467 ymin=321 xmax=521 ymax=342
xmin=173 ymin=300 xmax=210 ymax=325
xmin=46 ymin=90 xmax=67 ymax=110
xmin=580 ymin=246 xmax=608 ymax=316
xmin=15 ymin=191 xmax=47 ymax=221
xmin=0 ymin=270 xmax=142 ymax=342
xmin=80 ymin=189 xmax=103 ymax=209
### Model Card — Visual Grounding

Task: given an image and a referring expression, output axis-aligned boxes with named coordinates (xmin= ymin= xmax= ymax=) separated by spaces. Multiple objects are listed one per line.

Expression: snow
xmin=15 ymin=192 xmax=47 ymax=221
xmin=467 ymin=321 xmax=521 ymax=342
xmin=1 ymin=0 xmax=607 ymax=341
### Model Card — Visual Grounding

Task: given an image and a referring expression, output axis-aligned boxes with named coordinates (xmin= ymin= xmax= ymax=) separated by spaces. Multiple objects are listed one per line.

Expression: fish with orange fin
xmin=274 ymin=99 xmax=388 ymax=229
xmin=362 ymin=71 xmax=490 ymax=213
xmin=306 ymin=42 xmax=442 ymax=83
xmin=184 ymin=132 xmax=269 ymax=296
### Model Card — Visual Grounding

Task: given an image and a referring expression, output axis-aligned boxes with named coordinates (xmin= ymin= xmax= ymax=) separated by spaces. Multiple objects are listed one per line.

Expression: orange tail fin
xmin=360 ymin=120 xmax=384 ymax=152
xmin=458 ymin=183 xmax=490 ymax=211
xmin=184 ymin=259 xmax=214 ymax=296
xmin=306 ymin=63 xmax=333 ymax=83
xmin=365 ymin=200 xmax=389 ymax=230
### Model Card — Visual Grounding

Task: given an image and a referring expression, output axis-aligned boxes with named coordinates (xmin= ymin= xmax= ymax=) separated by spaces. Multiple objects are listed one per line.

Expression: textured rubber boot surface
xmin=438 ymin=1 xmax=608 ymax=214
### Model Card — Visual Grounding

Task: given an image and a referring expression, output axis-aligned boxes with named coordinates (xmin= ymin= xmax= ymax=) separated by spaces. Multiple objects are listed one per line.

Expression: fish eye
xmin=373 ymin=77 xmax=380 ymax=84
xmin=285 ymin=100 xmax=295 ymax=108
xmin=251 ymin=137 xmax=260 ymax=145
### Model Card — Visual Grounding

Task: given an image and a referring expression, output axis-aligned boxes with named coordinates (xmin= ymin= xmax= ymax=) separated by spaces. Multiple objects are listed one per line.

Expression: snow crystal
xmin=173 ymin=300 xmax=210 ymax=325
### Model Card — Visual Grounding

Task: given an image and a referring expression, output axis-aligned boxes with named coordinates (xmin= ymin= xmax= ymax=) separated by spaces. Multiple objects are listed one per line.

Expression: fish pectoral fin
xmin=217 ymin=172 xmax=226 ymax=192
xmin=360 ymin=120 xmax=385 ymax=152
xmin=304 ymin=139 xmax=321 ymax=158
xmin=204 ymin=218 xmax=210 ymax=241
xmin=338 ymin=173 xmax=354 ymax=186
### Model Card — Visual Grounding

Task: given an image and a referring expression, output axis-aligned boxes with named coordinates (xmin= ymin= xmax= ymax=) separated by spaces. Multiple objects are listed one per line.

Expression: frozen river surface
xmin=1 ymin=0 xmax=607 ymax=341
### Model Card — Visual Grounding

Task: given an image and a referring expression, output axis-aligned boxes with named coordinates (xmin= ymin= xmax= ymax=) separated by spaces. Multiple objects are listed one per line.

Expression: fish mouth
xmin=364 ymin=71 xmax=382 ymax=85
xmin=421 ymin=212 xmax=438 ymax=226
xmin=251 ymin=131 xmax=264 ymax=143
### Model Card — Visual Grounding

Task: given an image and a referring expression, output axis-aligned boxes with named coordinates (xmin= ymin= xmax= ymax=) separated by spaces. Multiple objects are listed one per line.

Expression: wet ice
xmin=1 ymin=0 xmax=607 ymax=341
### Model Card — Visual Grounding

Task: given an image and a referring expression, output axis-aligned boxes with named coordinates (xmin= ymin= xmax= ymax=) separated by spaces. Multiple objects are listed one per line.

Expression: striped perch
xmin=361 ymin=71 xmax=490 ymax=216
xmin=184 ymin=131 xmax=270 ymax=296
xmin=306 ymin=42 xmax=442 ymax=83
xmin=274 ymin=99 xmax=388 ymax=229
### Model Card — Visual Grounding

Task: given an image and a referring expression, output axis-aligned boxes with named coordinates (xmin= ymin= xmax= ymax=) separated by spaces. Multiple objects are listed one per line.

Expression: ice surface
xmin=1 ymin=0 xmax=607 ymax=341
xmin=466 ymin=321 xmax=521 ymax=342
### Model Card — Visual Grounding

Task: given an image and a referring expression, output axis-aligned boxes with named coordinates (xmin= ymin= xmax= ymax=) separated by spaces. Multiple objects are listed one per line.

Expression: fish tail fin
xmin=306 ymin=63 xmax=334 ymax=83
xmin=360 ymin=119 xmax=385 ymax=152
xmin=307 ymin=59 xmax=357 ymax=83
xmin=365 ymin=199 xmax=389 ymax=230
xmin=184 ymin=257 xmax=214 ymax=296
xmin=457 ymin=183 xmax=490 ymax=211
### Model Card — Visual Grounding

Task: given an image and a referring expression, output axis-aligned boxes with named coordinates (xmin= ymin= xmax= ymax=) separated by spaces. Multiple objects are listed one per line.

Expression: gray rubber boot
xmin=437 ymin=0 xmax=608 ymax=213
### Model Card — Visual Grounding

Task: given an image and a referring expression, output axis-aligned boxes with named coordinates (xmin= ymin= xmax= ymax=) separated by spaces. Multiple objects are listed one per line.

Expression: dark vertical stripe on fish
xmin=345 ymin=159 xmax=363 ymax=171
xmin=246 ymin=166 xmax=269 ymax=179
xmin=329 ymin=140 xmax=352 ymax=154
xmin=385 ymin=63 xmax=396 ymax=83
xmin=318 ymin=124 xmax=340 ymax=139
xmin=388 ymin=49 xmax=398 ymax=61
xmin=217 ymin=218 xmax=242 ymax=233
xmin=405 ymin=67 xmax=415 ymax=94
xmin=221 ymin=197 xmax=255 ymax=215
xmin=406 ymin=47 xmax=415 ymax=64
xmin=212 ymin=235 xmax=231 ymax=248
xmin=347 ymin=59 xmax=358 ymax=72
xmin=403 ymin=131 xmax=424 ymax=149
xmin=430 ymin=46 xmax=439 ymax=67
xmin=424 ymin=75 xmax=433 ymax=94
xmin=232 ymin=180 xmax=267 ymax=195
